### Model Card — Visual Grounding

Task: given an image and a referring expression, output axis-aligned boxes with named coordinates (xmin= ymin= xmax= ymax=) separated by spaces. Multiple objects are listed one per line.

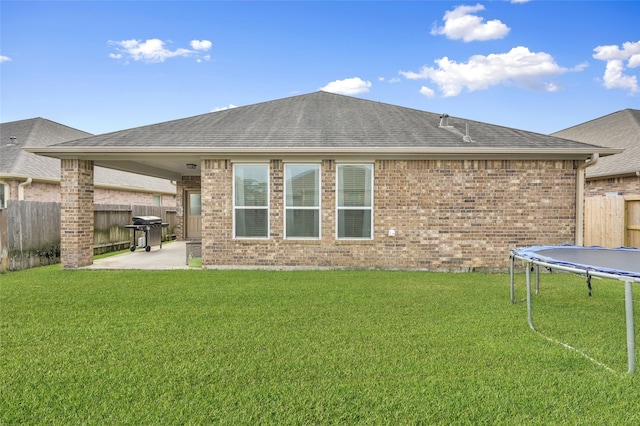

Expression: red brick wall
xmin=4 ymin=180 xmax=175 ymax=206
xmin=200 ymin=159 xmax=577 ymax=271
xmin=60 ymin=159 xmax=94 ymax=269
xmin=586 ymin=175 xmax=640 ymax=197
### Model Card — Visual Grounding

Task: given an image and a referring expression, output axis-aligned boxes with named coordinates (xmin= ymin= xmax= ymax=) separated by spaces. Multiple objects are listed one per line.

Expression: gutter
xmin=25 ymin=146 xmax=623 ymax=157
xmin=18 ymin=177 xmax=33 ymax=201
xmin=575 ymin=154 xmax=599 ymax=246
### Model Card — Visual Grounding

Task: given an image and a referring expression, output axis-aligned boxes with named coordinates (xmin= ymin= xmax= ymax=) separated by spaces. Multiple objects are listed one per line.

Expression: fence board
xmin=584 ymin=195 xmax=634 ymax=248
xmin=626 ymin=200 xmax=640 ymax=248
xmin=1 ymin=201 xmax=177 ymax=271
xmin=0 ymin=209 xmax=7 ymax=273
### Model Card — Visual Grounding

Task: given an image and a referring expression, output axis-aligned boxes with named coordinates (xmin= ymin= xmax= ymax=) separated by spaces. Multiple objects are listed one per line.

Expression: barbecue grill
xmin=125 ymin=216 xmax=169 ymax=252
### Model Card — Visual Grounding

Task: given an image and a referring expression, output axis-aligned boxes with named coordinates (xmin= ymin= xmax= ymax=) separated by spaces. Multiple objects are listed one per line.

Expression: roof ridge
xmin=624 ymin=108 xmax=640 ymax=130
xmin=552 ymin=108 xmax=639 ymax=134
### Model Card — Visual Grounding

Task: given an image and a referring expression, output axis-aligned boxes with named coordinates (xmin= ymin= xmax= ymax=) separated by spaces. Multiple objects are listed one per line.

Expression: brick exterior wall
xmin=60 ymin=159 xmax=94 ymax=269
xmin=586 ymin=175 xmax=640 ymax=197
xmin=199 ymin=159 xmax=578 ymax=271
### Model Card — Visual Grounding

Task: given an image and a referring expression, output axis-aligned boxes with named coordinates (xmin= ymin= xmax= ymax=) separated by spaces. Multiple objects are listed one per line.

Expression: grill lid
xmin=132 ymin=215 xmax=162 ymax=225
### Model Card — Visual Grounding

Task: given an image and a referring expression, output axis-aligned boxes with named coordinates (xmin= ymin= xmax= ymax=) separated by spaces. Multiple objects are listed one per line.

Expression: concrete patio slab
xmin=84 ymin=241 xmax=193 ymax=270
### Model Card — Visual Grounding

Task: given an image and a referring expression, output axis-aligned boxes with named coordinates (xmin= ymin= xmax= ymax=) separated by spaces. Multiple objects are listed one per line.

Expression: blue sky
xmin=1 ymin=1 xmax=639 ymax=135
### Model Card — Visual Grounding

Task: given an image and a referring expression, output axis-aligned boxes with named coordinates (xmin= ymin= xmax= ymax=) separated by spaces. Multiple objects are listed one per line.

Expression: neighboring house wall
xmin=198 ymin=158 xmax=577 ymax=271
xmin=1 ymin=178 xmax=176 ymax=206
xmin=586 ymin=175 xmax=640 ymax=197
xmin=18 ymin=181 xmax=59 ymax=202
xmin=93 ymin=188 xmax=176 ymax=207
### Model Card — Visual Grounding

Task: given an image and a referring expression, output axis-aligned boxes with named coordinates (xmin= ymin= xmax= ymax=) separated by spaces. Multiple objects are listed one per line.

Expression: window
xmin=189 ymin=193 xmax=201 ymax=215
xmin=152 ymin=195 xmax=162 ymax=207
xmin=337 ymin=164 xmax=373 ymax=239
xmin=285 ymin=164 xmax=320 ymax=239
xmin=234 ymin=164 xmax=269 ymax=238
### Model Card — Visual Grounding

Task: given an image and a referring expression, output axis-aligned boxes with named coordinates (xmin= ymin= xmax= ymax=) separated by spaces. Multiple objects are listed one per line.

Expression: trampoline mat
xmin=514 ymin=246 xmax=640 ymax=278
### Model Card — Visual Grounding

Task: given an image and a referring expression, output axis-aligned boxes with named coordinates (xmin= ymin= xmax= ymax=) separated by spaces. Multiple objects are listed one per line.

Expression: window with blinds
xmin=234 ymin=164 xmax=269 ymax=238
xmin=285 ymin=164 xmax=320 ymax=239
xmin=337 ymin=164 xmax=373 ymax=239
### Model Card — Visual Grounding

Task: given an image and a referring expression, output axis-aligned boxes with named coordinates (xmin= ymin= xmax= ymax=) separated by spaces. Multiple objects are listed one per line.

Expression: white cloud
xmin=211 ymin=104 xmax=237 ymax=112
xmin=431 ymin=4 xmax=510 ymax=42
xmin=191 ymin=40 xmax=212 ymax=51
xmin=419 ymin=86 xmax=436 ymax=98
xmin=400 ymin=46 xmax=572 ymax=97
xmin=320 ymin=77 xmax=372 ymax=95
xmin=109 ymin=38 xmax=212 ymax=63
xmin=0 ymin=55 xmax=11 ymax=63
xmin=593 ymin=40 xmax=640 ymax=94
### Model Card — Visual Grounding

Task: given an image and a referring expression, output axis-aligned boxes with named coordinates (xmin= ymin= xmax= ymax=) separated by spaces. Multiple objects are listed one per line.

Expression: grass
xmin=1 ymin=267 xmax=638 ymax=424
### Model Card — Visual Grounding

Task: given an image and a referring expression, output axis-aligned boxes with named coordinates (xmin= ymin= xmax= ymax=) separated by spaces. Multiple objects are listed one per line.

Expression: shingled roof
xmin=1 ymin=118 xmax=175 ymax=193
xmin=552 ymin=109 xmax=640 ymax=179
xmin=28 ymin=92 xmax=619 ymax=181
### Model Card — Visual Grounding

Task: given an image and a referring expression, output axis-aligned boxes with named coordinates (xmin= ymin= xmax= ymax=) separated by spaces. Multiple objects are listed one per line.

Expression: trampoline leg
xmin=535 ymin=264 xmax=540 ymax=295
xmin=526 ymin=263 xmax=535 ymax=330
xmin=625 ymin=280 xmax=635 ymax=374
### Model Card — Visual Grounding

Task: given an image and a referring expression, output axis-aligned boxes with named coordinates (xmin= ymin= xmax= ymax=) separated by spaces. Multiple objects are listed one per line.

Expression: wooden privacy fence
xmin=584 ymin=195 xmax=640 ymax=248
xmin=0 ymin=201 xmax=177 ymax=272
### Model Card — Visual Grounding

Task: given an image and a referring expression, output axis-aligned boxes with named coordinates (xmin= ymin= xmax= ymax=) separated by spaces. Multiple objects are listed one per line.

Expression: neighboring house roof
xmin=552 ymin=109 xmax=640 ymax=179
xmin=1 ymin=117 xmax=176 ymax=194
xmin=28 ymin=91 xmax=619 ymax=181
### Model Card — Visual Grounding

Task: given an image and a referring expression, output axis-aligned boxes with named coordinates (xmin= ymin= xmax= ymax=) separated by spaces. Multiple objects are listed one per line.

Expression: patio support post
xmin=60 ymin=159 xmax=94 ymax=269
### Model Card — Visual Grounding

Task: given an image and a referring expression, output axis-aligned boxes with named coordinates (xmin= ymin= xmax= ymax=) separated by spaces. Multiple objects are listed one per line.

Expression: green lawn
xmin=1 ymin=267 xmax=638 ymax=424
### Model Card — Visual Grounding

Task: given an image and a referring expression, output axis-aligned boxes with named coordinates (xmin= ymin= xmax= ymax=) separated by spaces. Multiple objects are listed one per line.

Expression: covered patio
xmin=84 ymin=241 xmax=195 ymax=270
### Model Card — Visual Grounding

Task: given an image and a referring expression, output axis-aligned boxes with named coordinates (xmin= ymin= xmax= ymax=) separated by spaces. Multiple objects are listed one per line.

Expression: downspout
xmin=0 ymin=179 xmax=8 ymax=208
xmin=575 ymin=154 xmax=599 ymax=246
xmin=18 ymin=177 xmax=33 ymax=201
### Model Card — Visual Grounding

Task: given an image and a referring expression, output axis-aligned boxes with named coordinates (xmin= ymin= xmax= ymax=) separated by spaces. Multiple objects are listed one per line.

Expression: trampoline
xmin=510 ymin=245 xmax=640 ymax=373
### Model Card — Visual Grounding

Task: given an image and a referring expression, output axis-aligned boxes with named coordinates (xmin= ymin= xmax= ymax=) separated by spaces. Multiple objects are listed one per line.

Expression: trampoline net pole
xmin=510 ymin=255 xmax=515 ymax=303
xmin=526 ymin=263 xmax=534 ymax=330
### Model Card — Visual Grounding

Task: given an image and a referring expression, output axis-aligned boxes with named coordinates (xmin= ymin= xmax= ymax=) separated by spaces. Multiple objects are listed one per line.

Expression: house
xmin=552 ymin=109 xmax=640 ymax=247
xmin=28 ymin=91 xmax=619 ymax=270
xmin=1 ymin=118 xmax=176 ymax=207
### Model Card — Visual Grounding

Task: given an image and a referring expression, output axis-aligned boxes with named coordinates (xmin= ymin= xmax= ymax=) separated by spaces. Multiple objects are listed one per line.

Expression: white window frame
xmin=336 ymin=163 xmax=374 ymax=240
xmin=233 ymin=163 xmax=270 ymax=239
xmin=284 ymin=163 xmax=321 ymax=240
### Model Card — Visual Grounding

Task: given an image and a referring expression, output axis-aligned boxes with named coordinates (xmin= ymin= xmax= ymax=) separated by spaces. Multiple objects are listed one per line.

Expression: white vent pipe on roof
xmin=575 ymin=154 xmax=599 ymax=246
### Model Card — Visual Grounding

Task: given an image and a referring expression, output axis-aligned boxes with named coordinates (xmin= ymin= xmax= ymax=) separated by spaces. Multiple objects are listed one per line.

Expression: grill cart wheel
xmin=145 ymin=245 xmax=151 ymax=252
xmin=130 ymin=245 xmax=136 ymax=252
